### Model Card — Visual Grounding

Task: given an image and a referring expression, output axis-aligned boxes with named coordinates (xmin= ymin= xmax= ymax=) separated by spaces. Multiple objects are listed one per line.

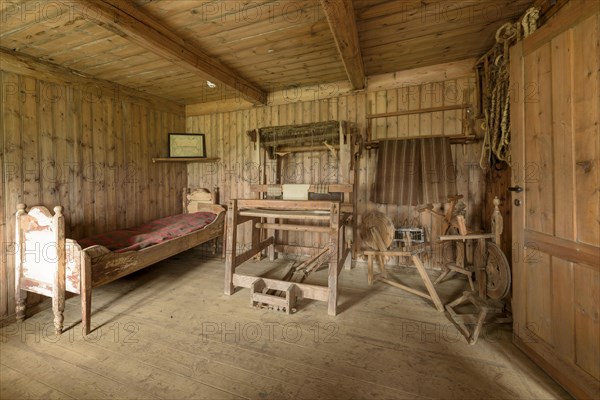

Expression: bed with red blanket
xmin=14 ymin=188 xmax=225 ymax=335
xmin=76 ymin=211 xmax=218 ymax=253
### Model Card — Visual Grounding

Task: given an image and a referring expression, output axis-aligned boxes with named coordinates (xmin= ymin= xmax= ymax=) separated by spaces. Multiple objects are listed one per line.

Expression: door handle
xmin=508 ymin=186 xmax=523 ymax=193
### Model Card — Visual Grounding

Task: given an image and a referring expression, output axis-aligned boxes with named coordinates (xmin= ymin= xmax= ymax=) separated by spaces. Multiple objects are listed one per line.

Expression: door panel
xmin=525 ymin=252 xmax=552 ymax=343
xmin=551 ymin=256 xmax=574 ymax=360
xmin=523 ymin=43 xmax=554 ymax=235
xmin=550 ymin=30 xmax=575 ymax=242
xmin=574 ymin=264 xmax=599 ymax=380
xmin=573 ymin=15 xmax=600 ymax=248
xmin=511 ymin=2 xmax=600 ymax=398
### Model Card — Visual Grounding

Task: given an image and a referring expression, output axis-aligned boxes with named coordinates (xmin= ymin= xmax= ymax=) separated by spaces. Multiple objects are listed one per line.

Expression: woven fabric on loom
xmin=314 ymin=183 xmax=329 ymax=194
xmin=373 ymin=137 xmax=457 ymax=205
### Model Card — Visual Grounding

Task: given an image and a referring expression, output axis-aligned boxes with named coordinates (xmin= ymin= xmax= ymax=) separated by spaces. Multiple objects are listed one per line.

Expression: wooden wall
xmin=0 ymin=69 xmax=186 ymax=322
xmin=187 ymin=75 xmax=490 ymax=266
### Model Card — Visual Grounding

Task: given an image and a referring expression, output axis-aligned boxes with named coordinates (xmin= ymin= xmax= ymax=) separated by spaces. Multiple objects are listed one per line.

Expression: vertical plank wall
xmin=0 ymin=70 xmax=186 ymax=322
xmin=187 ymin=75 xmax=489 ymax=264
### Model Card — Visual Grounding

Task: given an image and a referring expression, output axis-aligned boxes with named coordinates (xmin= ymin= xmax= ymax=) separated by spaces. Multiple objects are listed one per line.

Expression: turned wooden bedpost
xmin=15 ymin=203 xmax=27 ymax=322
xmin=52 ymin=206 xmax=66 ymax=335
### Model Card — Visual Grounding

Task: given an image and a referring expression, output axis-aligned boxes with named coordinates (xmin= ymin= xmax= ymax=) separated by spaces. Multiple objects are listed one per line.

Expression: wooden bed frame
xmin=15 ymin=188 xmax=225 ymax=335
xmin=224 ymin=199 xmax=352 ymax=315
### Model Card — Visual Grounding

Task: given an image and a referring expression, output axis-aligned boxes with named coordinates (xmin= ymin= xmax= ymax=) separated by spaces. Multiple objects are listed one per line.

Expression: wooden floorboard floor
xmin=1 ymin=247 xmax=572 ymax=399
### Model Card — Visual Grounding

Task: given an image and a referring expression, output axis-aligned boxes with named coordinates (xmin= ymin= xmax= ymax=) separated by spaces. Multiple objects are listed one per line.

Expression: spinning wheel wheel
xmin=359 ymin=211 xmax=394 ymax=250
xmin=360 ymin=211 xmax=394 ymax=280
xmin=481 ymin=242 xmax=511 ymax=300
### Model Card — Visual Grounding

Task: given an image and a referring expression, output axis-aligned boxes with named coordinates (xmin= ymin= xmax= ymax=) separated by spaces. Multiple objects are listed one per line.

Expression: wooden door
xmin=510 ymin=2 xmax=599 ymax=398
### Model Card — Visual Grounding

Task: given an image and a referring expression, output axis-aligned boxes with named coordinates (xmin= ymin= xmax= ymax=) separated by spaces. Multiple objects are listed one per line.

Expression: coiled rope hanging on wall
xmin=479 ymin=7 xmax=540 ymax=169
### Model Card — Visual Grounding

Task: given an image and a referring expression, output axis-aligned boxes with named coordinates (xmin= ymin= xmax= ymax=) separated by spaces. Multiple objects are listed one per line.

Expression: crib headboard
xmin=183 ymin=187 xmax=224 ymax=215
xmin=15 ymin=204 xmax=66 ymax=291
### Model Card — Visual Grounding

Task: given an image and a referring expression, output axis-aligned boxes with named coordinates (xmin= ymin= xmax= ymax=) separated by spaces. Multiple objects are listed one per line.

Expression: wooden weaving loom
xmin=225 ymin=121 xmax=357 ymax=315
xmin=224 ymin=199 xmax=352 ymax=315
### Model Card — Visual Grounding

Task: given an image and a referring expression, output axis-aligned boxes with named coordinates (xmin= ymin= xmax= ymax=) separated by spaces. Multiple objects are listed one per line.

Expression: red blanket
xmin=77 ymin=212 xmax=217 ymax=253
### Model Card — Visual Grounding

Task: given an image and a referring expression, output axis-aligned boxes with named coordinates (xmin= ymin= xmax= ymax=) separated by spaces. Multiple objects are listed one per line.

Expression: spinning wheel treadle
xmin=445 ymin=239 xmax=512 ymax=345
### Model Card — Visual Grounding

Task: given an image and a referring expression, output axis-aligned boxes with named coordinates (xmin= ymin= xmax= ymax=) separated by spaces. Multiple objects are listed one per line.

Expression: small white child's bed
xmin=14 ymin=188 xmax=225 ymax=335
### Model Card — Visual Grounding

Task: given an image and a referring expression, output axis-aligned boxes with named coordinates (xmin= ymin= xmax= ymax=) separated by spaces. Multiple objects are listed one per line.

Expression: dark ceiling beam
xmin=75 ymin=0 xmax=267 ymax=105
xmin=319 ymin=0 xmax=366 ymax=90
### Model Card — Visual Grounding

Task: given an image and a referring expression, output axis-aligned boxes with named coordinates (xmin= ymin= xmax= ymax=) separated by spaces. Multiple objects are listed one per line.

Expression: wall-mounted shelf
xmin=152 ymin=157 xmax=220 ymax=163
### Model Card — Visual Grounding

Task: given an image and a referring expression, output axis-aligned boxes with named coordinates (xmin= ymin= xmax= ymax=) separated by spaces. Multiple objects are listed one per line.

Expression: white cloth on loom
xmin=267 ymin=185 xmax=282 ymax=198
xmin=282 ymin=184 xmax=311 ymax=200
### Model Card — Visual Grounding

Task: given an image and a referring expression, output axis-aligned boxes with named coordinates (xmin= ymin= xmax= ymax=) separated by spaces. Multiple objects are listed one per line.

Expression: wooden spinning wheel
xmin=481 ymin=242 xmax=511 ymax=300
xmin=360 ymin=211 xmax=394 ymax=280
xmin=443 ymin=196 xmax=512 ymax=344
xmin=359 ymin=211 xmax=394 ymax=251
xmin=361 ymin=211 xmax=445 ymax=312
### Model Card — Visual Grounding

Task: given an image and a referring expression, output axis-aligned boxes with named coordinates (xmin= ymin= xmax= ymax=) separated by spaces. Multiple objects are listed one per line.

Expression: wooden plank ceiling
xmin=0 ymin=0 xmax=533 ymax=105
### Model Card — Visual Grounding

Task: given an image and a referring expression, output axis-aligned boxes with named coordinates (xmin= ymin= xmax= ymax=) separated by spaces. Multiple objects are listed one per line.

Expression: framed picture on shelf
xmin=168 ymin=133 xmax=206 ymax=158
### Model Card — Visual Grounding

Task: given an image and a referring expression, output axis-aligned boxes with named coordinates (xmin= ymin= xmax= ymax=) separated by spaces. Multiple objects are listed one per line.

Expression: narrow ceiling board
xmin=137 ymin=0 xmax=319 ymax=39
xmin=210 ymin=29 xmax=335 ymax=63
xmin=206 ymin=22 xmax=334 ymax=55
xmin=0 ymin=0 xmax=66 ymax=35
xmin=359 ymin=9 xmax=528 ymax=39
xmin=60 ymin=47 xmax=158 ymax=73
xmin=356 ymin=0 xmax=530 ymax=25
xmin=363 ymin=24 xmax=499 ymax=56
xmin=49 ymin=35 xmax=127 ymax=61
xmin=223 ymin=46 xmax=343 ymax=71
xmin=0 ymin=17 xmax=92 ymax=54
xmin=358 ymin=13 xmax=527 ymax=47
xmin=197 ymin=21 xmax=328 ymax=51
xmin=91 ymin=59 xmax=176 ymax=81
xmin=228 ymin=48 xmax=343 ymax=73
xmin=138 ymin=0 xmax=277 ymax=27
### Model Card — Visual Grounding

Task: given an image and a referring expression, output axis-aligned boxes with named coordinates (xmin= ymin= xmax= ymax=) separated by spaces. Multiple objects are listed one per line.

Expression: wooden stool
xmin=251 ymin=279 xmax=298 ymax=314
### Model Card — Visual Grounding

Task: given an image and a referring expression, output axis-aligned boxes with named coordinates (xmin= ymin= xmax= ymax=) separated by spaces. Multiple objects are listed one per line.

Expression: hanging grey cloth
xmin=373 ymin=137 xmax=457 ymax=205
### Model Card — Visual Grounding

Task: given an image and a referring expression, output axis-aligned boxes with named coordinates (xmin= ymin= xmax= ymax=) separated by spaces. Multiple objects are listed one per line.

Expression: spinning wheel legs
xmin=445 ymin=291 xmax=509 ymax=345
xmin=444 ymin=239 xmax=512 ymax=344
